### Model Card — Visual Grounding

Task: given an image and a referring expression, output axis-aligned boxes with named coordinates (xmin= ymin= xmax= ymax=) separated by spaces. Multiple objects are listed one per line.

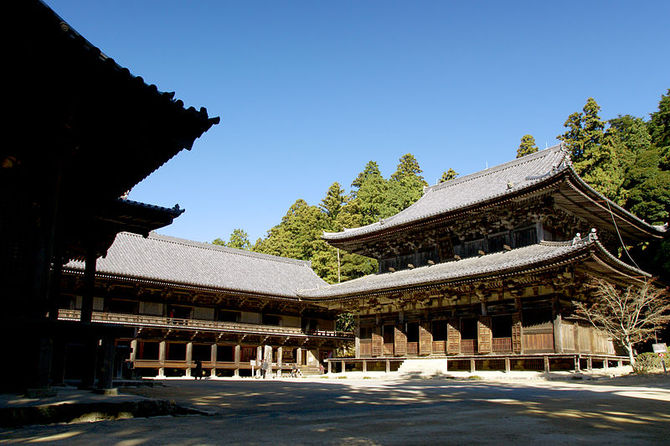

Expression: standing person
xmin=194 ymin=359 xmax=203 ymax=380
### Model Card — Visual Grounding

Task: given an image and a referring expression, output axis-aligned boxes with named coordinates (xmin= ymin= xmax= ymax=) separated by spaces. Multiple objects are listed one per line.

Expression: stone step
xmin=397 ymin=358 xmax=449 ymax=376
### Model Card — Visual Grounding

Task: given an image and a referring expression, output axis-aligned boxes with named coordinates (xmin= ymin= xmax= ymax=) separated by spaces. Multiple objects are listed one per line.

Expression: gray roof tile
xmin=64 ymin=232 xmax=327 ymax=298
xmin=298 ymin=237 xmax=647 ymax=300
xmin=324 ymin=145 xmax=569 ymax=240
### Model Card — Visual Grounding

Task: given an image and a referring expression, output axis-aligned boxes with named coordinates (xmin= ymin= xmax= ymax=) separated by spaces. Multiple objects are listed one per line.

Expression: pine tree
xmin=439 ymin=168 xmax=458 ymax=183
xmin=227 ymin=229 xmax=251 ymax=250
xmin=558 ymin=98 xmax=623 ymax=201
xmin=516 ymin=134 xmax=538 ymax=158
xmin=320 ymin=182 xmax=347 ymax=221
xmin=649 ymin=89 xmax=670 ymax=170
xmin=391 ymin=153 xmax=425 ymax=182
xmin=351 ymin=161 xmax=382 ymax=197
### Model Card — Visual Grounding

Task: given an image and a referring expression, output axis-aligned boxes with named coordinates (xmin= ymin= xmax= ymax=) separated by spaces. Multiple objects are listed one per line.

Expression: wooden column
xmin=158 ymin=341 xmax=166 ymax=377
xmin=340 ymin=360 xmax=345 ymax=373
xmin=296 ymin=347 xmax=303 ymax=366
xmin=362 ymin=360 xmax=367 ymax=372
xmin=505 ymin=357 xmax=511 ymax=373
xmin=277 ymin=346 xmax=283 ymax=377
xmin=553 ymin=313 xmax=563 ymax=353
xmin=81 ymin=246 xmax=97 ymax=324
xmin=234 ymin=344 xmax=241 ymax=377
xmin=354 ymin=315 xmax=361 ymax=359
xmin=385 ymin=359 xmax=390 ymax=373
xmin=543 ymin=356 xmax=550 ymax=373
xmin=470 ymin=358 xmax=476 ymax=373
xmin=185 ymin=342 xmax=193 ymax=377
xmin=98 ymin=336 xmax=116 ymax=392
xmin=511 ymin=312 xmax=522 ymax=354
xmin=210 ymin=344 xmax=218 ymax=377
xmin=327 ymin=360 xmax=332 ymax=374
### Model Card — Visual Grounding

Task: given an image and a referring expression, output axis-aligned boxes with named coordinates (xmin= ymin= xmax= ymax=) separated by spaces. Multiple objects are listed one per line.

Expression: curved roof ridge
xmin=425 ymin=144 xmax=566 ymax=193
xmin=139 ymin=232 xmax=312 ymax=267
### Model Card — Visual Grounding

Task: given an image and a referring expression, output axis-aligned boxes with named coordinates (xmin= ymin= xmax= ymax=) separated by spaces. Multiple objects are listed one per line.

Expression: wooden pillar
xmin=50 ymin=338 xmax=67 ymax=386
xmin=355 ymin=315 xmax=361 ymax=359
xmin=385 ymin=359 xmax=390 ymax=373
xmin=98 ymin=336 xmax=116 ymax=392
xmin=505 ymin=357 xmax=511 ymax=373
xmin=587 ymin=356 xmax=593 ymax=371
xmin=553 ymin=314 xmax=563 ymax=353
xmin=211 ymin=344 xmax=218 ymax=377
xmin=574 ymin=355 xmax=580 ymax=372
xmin=256 ymin=346 xmax=262 ymax=378
xmin=618 ymin=359 xmax=623 ymax=368
xmin=362 ymin=360 xmax=367 ymax=373
xmin=296 ymin=347 xmax=303 ymax=366
xmin=327 ymin=360 xmax=332 ymax=374
xmin=81 ymin=246 xmax=97 ymax=324
xmin=470 ymin=358 xmax=476 ymax=373
xmin=158 ymin=340 xmax=166 ymax=377
xmin=543 ymin=356 xmax=550 ymax=373
xmin=603 ymin=358 xmax=609 ymax=370
xmin=340 ymin=360 xmax=345 ymax=373
xmin=511 ymin=312 xmax=522 ymax=354
xmin=234 ymin=344 xmax=241 ymax=377
xmin=185 ymin=342 xmax=193 ymax=377
xmin=277 ymin=346 xmax=283 ymax=377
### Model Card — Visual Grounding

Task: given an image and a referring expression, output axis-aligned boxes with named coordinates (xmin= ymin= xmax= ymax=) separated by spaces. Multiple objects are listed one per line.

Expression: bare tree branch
xmin=575 ymin=279 xmax=670 ymax=365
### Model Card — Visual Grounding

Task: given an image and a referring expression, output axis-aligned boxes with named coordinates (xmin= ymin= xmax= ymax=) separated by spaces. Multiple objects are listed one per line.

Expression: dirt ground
xmin=1 ymin=374 xmax=669 ymax=445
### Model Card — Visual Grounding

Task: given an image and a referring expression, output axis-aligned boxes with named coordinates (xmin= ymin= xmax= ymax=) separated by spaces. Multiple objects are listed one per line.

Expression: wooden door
xmin=446 ymin=319 xmax=461 ymax=354
xmin=371 ymin=331 xmax=383 ymax=357
xmin=477 ymin=316 xmax=492 ymax=354
xmin=394 ymin=326 xmax=407 ymax=356
xmin=512 ymin=312 xmax=522 ymax=354
xmin=419 ymin=323 xmax=433 ymax=356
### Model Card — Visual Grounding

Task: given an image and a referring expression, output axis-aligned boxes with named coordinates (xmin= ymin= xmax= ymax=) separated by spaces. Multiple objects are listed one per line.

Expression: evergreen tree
xmin=516 ymin=134 xmax=538 ymax=158
xmin=227 ymin=229 xmax=251 ymax=250
xmin=391 ymin=153 xmax=425 ymax=182
xmin=558 ymin=98 xmax=623 ymax=201
xmin=253 ymin=199 xmax=327 ymax=261
xmin=439 ymin=168 xmax=458 ymax=183
xmin=351 ymin=161 xmax=382 ymax=197
xmin=320 ymin=182 xmax=347 ymax=221
xmin=648 ymin=89 xmax=670 ymax=170
xmin=213 ymin=229 xmax=251 ymax=250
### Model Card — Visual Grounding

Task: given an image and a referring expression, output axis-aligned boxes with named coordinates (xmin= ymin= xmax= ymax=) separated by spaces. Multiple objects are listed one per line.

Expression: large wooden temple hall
xmin=300 ymin=144 xmax=666 ymax=373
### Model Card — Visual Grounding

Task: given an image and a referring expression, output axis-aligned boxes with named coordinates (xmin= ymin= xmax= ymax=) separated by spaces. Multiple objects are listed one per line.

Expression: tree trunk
xmin=625 ymin=343 xmax=635 ymax=366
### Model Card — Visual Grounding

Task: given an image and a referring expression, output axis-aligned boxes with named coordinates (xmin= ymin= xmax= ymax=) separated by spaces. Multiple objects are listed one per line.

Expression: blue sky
xmin=46 ymin=1 xmax=670 ymax=244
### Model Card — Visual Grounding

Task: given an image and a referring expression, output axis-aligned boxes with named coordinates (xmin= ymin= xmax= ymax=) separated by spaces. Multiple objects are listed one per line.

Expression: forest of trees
xmin=214 ymin=90 xmax=670 ymax=282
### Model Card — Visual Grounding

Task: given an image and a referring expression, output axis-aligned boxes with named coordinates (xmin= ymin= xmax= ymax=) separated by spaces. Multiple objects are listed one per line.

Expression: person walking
xmin=194 ymin=359 xmax=203 ymax=380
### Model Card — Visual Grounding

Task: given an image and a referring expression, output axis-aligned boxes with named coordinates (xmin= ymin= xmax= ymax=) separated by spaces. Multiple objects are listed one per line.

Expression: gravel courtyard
xmin=1 ymin=375 xmax=669 ymax=445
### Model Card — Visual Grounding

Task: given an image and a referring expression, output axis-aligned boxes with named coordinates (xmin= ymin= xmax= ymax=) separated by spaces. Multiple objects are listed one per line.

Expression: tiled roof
xmin=64 ymin=232 xmax=327 ymax=299
xmin=324 ymin=145 xmax=570 ymax=241
xmin=298 ymin=237 xmax=648 ymax=300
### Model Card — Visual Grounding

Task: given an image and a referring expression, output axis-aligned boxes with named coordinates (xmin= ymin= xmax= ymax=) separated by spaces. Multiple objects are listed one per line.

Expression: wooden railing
xmin=57 ymin=309 xmax=353 ymax=339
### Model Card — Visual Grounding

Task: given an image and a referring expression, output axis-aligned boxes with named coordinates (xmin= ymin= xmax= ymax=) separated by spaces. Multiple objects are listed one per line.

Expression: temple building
xmin=299 ymin=145 xmax=666 ymax=373
xmin=57 ymin=232 xmax=348 ymax=379
xmin=2 ymin=1 xmax=218 ymax=391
